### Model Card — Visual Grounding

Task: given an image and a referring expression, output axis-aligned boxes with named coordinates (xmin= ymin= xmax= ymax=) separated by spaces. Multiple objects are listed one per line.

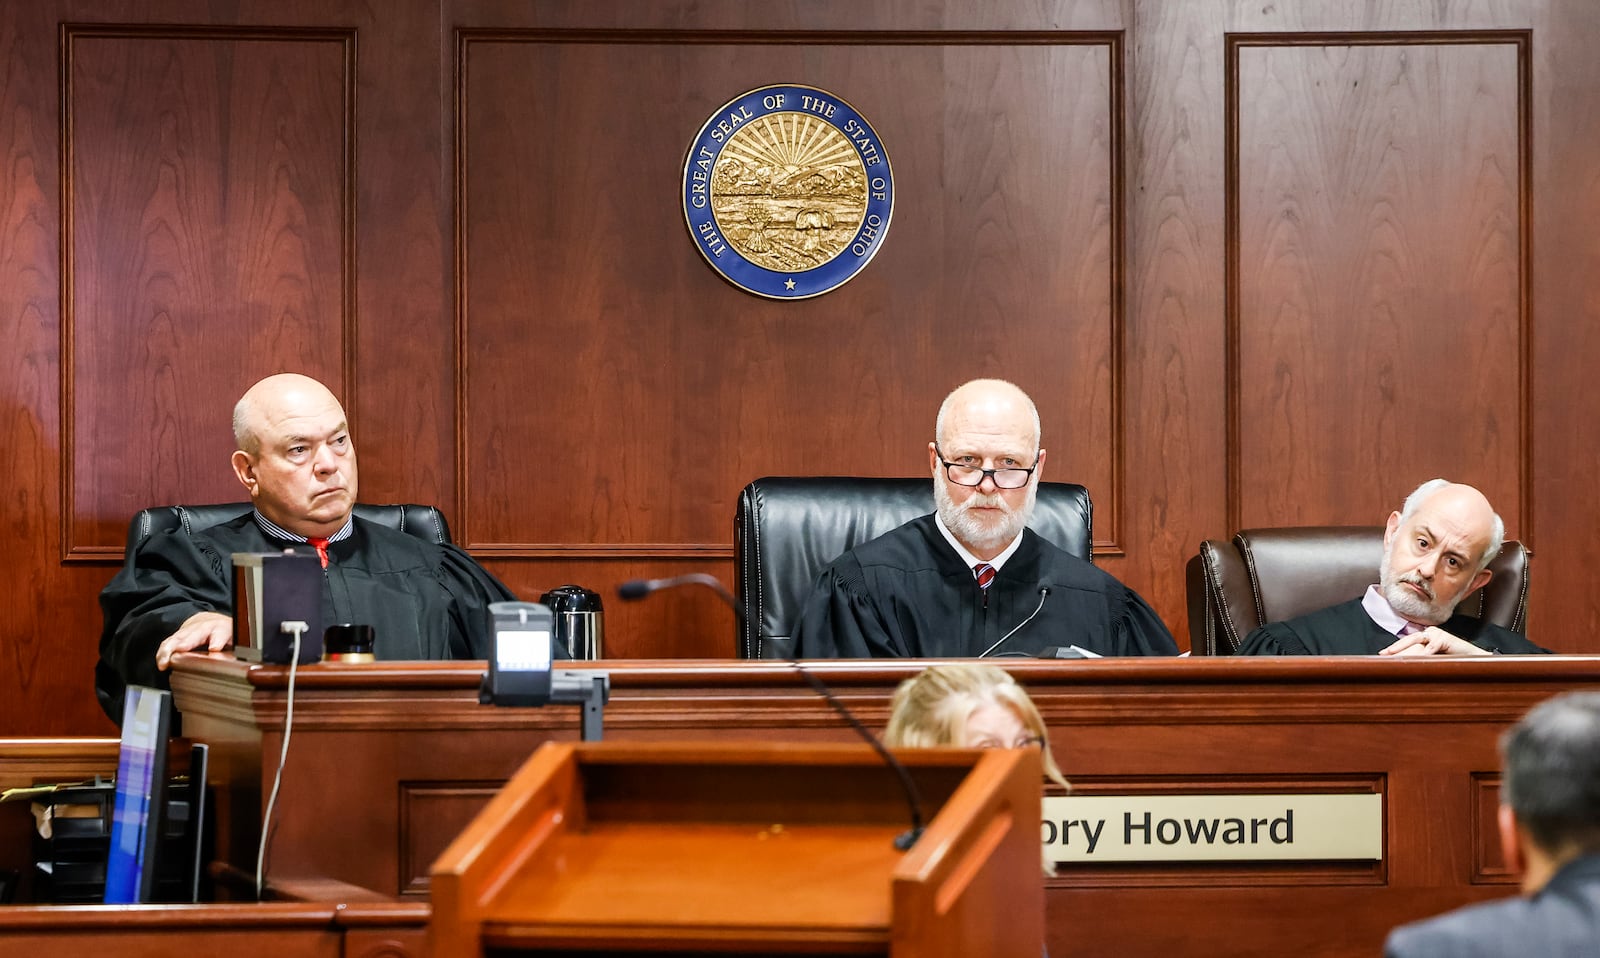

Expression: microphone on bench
xmin=980 ymin=584 xmax=1051 ymax=657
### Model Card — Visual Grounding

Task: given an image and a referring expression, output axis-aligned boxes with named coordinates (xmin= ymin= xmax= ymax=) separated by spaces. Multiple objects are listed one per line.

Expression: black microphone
xmin=618 ymin=575 xmax=928 ymax=850
xmin=979 ymin=585 xmax=1051 ymax=657
xmin=617 ymin=574 xmax=736 ymax=607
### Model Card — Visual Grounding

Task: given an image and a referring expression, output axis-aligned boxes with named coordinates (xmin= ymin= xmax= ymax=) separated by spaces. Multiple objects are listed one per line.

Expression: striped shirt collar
xmin=253 ymin=509 xmax=355 ymax=545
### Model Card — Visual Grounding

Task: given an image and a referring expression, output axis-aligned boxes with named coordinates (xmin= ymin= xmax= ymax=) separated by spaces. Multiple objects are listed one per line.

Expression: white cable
xmin=255 ymin=622 xmax=306 ymax=899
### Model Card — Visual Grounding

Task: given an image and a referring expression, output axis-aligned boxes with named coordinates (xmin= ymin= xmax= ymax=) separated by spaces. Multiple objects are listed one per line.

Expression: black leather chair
xmin=733 ymin=477 xmax=1093 ymax=659
xmin=1185 ymin=526 xmax=1529 ymax=655
xmin=123 ymin=501 xmax=452 ymax=553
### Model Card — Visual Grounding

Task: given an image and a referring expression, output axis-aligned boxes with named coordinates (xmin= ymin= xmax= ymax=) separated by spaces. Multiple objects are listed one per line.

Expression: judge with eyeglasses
xmin=792 ymin=379 xmax=1177 ymax=659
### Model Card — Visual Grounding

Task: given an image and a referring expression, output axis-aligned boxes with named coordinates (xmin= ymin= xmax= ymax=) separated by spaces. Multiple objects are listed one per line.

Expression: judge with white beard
xmin=1236 ymin=479 xmax=1548 ymax=656
xmin=791 ymin=379 xmax=1177 ymax=659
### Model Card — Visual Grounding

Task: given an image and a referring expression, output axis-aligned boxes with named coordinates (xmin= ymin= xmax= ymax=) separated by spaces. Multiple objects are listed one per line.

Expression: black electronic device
xmin=183 ymin=742 xmax=209 ymax=903
xmin=29 ymin=733 xmax=206 ymax=904
xmin=479 ymin=601 xmax=610 ymax=740
xmin=232 ymin=550 xmax=324 ymax=664
xmin=485 ymin=601 xmax=556 ymax=706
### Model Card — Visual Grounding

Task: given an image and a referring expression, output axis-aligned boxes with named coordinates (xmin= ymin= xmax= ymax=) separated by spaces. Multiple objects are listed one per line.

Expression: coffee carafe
xmin=538 ymin=584 xmax=604 ymax=660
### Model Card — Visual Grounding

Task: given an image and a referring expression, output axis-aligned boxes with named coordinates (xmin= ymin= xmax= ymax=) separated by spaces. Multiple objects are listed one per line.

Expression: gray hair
xmin=232 ymin=394 xmax=257 ymax=454
xmin=1500 ymin=691 xmax=1600 ymax=857
xmin=1400 ymin=478 xmax=1504 ymax=571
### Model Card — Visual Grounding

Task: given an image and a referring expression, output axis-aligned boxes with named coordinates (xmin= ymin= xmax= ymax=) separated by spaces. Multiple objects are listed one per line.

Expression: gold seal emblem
xmin=683 ymin=85 xmax=893 ymax=299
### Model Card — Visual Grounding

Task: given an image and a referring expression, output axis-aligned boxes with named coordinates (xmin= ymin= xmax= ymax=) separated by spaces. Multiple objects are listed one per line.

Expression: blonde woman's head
xmin=883 ymin=663 xmax=1069 ymax=792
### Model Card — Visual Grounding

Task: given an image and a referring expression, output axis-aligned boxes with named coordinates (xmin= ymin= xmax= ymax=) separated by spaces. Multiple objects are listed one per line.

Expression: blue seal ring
xmin=682 ymin=84 xmax=894 ymax=300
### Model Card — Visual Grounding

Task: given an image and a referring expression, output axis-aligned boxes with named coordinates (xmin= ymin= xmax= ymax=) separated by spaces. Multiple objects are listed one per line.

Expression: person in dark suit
xmin=1236 ymin=479 xmax=1546 ymax=655
xmin=1385 ymin=690 xmax=1600 ymax=957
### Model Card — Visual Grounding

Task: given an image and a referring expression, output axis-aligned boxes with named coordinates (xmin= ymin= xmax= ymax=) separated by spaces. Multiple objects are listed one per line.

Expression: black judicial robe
xmin=1235 ymin=598 xmax=1548 ymax=656
xmin=791 ymin=514 xmax=1178 ymax=659
xmin=96 ymin=513 xmax=518 ymax=721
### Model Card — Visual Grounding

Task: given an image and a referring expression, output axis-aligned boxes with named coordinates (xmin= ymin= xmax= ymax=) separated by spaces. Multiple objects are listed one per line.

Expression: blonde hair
xmin=884 ymin=663 xmax=1069 ymax=793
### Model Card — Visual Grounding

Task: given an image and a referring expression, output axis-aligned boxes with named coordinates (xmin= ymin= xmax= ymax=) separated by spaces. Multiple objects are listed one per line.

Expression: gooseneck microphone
xmin=979 ymin=585 xmax=1051 ymax=657
xmin=616 ymin=573 xmax=737 ymax=607
xmin=618 ymin=575 xmax=928 ymax=850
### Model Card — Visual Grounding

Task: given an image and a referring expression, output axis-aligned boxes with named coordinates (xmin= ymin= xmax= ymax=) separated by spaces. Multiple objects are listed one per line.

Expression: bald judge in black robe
xmin=1236 ymin=598 xmax=1548 ymax=656
xmin=96 ymin=511 xmax=519 ymax=721
xmin=792 ymin=515 xmax=1178 ymax=658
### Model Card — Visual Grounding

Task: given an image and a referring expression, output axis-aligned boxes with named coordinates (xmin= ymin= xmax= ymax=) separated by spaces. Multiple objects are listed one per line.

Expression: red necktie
xmin=307 ymin=536 xmax=330 ymax=569
xmin=974 ymin=563 xmax=996 ymax=590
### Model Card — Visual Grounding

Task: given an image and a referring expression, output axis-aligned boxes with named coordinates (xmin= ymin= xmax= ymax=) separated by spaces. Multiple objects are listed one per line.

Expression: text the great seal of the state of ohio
xmin=682 ymin=85 xmax=894 ymax=300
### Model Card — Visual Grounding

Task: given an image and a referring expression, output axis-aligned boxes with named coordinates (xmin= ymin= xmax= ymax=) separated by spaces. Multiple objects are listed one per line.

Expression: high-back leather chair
xmin=733 ymin=477 xmax=1093 ymax=659
xmin=1185 ymin=526 xmax=1529 ymax=656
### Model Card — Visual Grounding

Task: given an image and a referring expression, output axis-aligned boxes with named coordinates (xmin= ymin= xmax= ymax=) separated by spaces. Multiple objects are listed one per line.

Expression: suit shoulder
xmin=1386 ymin=897 xmax=1534 ymax=958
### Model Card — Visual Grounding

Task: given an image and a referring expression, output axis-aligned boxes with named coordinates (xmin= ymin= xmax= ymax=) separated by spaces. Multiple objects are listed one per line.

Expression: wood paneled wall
xmin=4 ymin=0 xmax=1599 ymax=735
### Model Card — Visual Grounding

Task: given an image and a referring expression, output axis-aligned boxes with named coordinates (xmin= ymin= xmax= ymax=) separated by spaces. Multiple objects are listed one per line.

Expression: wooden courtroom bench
xmin=165 ymin=653 xmax=1600 ymax=958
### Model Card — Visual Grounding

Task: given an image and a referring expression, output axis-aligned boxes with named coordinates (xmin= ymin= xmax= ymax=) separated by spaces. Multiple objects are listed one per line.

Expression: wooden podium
xmin=428 ymin=741 xmax=1044 ymax=957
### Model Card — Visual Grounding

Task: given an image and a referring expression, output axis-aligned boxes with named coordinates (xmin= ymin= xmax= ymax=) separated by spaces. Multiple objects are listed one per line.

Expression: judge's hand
xmin=157 ymin=611 xmax=234 ymax=670
xmin=1380 ymin=626 xmax=1492 ymax=657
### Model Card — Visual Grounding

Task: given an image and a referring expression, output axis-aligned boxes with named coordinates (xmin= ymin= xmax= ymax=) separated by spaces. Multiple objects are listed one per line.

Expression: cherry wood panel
xmin=169 ymin=654 xmax=1600 ymax=958
xmin=1528 ymin=0 xmax=1600 ymax=649
xmin=1228 ymin=34 xmax=1526 ymax=532
xmin=456 ymin=31 xmax=1122 ymax=553
xmin=64 ymin=24 xmax=355 ymax=558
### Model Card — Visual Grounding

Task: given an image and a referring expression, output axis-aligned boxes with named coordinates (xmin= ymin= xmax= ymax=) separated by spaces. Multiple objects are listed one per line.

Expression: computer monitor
xmin=103 ymin=685 xmax=172 ymax=904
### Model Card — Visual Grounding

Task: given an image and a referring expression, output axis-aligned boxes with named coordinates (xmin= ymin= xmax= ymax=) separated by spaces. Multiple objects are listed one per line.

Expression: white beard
xmin=935 ymin=478 xmax=1037 ymax=556
xmin=1379 ymin=540 xmax=1469 ymax=625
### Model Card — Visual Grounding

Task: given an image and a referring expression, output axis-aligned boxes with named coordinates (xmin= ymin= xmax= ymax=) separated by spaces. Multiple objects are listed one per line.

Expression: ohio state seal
xmin=682 ymin=84 xmax=893 ymax=299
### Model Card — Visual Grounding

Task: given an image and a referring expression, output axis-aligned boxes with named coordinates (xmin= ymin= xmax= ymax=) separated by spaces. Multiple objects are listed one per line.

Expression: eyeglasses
xmin=935 ymin=445 xmax=1040 ymax=490
xmin=970 ymin=735 xmax=1044 ymax=750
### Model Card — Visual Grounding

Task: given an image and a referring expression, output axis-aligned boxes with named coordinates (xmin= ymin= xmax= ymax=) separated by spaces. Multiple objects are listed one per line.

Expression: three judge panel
xmin=5 ymin=0 xmax=1600 ymax=734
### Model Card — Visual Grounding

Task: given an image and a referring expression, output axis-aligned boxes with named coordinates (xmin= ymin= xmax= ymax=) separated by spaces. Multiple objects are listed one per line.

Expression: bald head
xmin=1380 ymin=479 xmax=1504 ymax=625
xmin=230 ymin=374 xmax=358 ymax=537
xmin=1399 ymin=479 xmax=1504 ymax=571
xmin=234 ymin=374 xmax=344 ymax=455
xmin=935 ymin=379 xmax=1041 ymax=450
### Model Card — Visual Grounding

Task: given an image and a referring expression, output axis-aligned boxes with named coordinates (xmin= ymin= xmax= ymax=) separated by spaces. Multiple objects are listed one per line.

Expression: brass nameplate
xmin=1041 ymin=793 xmax=1382 ymax=862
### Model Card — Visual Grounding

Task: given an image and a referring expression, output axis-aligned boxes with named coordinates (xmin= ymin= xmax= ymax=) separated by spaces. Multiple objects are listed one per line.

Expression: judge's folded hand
xmin=157 ymin=611 xmax=235 ymax=670
xmin=1380 ymin=626 xmax=1492 ymax=657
